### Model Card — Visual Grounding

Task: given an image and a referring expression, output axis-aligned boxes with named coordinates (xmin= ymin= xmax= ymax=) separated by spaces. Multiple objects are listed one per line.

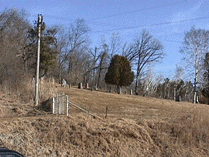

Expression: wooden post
xmin=53 ymin=97 xmax=55 ymax=114
xmin=105 ymin=106 xmax=108 ymax=118
xmin=57 ymin=94 xmax=60 ymax=114
xmin=62 ymin=93 xmax=65 ymax=114
xmin=66 ymin=95 xmax=69 ymax=116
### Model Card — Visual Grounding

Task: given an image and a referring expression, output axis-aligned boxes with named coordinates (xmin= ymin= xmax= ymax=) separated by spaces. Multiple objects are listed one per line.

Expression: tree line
xmin=1 ymin=8 xmax=209 ymax=104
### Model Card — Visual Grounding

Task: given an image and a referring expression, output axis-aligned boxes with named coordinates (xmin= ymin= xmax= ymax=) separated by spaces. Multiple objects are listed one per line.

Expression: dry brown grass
xmin=0 ymin=114 xmax=159 ymax=156
xmin=0 ymin=77 xmax=57 ymax=104
xmin=0 ymin=86 xmax=209 ymax=156
xmin=0 ymin=78 xmax=57 ymax=118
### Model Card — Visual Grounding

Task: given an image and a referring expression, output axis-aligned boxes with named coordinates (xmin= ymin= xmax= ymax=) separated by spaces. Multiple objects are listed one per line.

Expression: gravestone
xmin=78 ymin=83 xmax=83 ymax=89
xmin=130 ymin=89 xmax=133 ymax=95
xmin=85 ymin=83 xmax=89 ymax=89
xmin=95 ymin=84 xmax=98 ymax=90
xmin=62 ymin=79 xmax=67 ymax=87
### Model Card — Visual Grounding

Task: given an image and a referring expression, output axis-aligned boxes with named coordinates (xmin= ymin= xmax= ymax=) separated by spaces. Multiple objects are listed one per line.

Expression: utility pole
xmin=35 ymin=14 xmax=43 ymax=106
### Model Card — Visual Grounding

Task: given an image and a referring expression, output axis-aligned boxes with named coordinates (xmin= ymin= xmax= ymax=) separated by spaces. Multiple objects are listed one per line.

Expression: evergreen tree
xmin=25 ymin=23 xmax=58 ymax=77
xmin=202 ymin=53 xmax=209 ymax=103
xmin=105 ymin=55 xmax=134 ymax=93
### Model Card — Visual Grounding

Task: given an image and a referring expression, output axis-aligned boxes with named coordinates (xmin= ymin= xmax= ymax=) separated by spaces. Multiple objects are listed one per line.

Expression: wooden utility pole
xmin=35 ymin=14 xmax=43 ymax=106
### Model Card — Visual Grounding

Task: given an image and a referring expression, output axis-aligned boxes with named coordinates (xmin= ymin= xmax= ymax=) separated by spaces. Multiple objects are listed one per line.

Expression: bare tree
xmin=55 ymin=26 xmax=69 ymax=82
xmin=97 ymin=44 xmax=109 ymax=88
xmin=0 ymin=9 xmax=31 ymax=86
xmin=126 ymin=30 xmax=164 ymax=94
xmin=180 ymin=27 xmax=209 ymax=103
xmin=174 ymin=65 xmax=184 ymax=81
xmin=141 ymin=66 xmax=156 ymax=96
xmin=61 ymin=19 xmax=90 ymax=84
xmin=87 ymin=47 xmax=100 ymax=86
xmin=109 ymin=32 xmax=121 ymax=59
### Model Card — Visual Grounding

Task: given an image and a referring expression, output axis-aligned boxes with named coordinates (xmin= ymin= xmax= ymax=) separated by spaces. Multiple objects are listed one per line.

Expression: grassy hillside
xmin=0 ymin=86 xmax=209 ymax=156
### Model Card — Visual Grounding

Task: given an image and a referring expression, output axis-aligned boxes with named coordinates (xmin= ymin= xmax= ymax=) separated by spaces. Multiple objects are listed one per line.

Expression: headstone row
xmin=78 ymin=83 xmax=89 ymax=89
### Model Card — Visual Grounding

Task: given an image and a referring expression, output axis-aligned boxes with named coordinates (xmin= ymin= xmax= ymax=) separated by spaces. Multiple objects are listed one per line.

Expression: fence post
xmin=66 ymin=95 xmax=69 ymax=116
xmin=57 ymin=94 xmax=60 ymax=114
xmin=53 ymin=97 xmax=55 ymax=114
xmin=62 ymin=93 xmax=64 ymax=114
xmin=105 ymin=106 xmax=108 ymax=118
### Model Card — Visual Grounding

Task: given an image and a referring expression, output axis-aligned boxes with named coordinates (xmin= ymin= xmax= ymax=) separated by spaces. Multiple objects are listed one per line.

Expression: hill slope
xmin=0 ymin=87 xmax=209 ymax=156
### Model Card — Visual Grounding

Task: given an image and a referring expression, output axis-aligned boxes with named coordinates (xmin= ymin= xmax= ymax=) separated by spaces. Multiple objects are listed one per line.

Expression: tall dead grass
xmin=147 ymin=112 xmax=209 ymax=156
xmin=0 ymin=76 xmax=57 ymax=104
xmin=1 ymin=112 xmax=208 ymax=156
xmin=0 ymin=77 xmax=57 ymax=118
xmin=0 ymin=114 xmax=159 ymax=156
xmin=1 ymin=86 xmax=209 ymax=156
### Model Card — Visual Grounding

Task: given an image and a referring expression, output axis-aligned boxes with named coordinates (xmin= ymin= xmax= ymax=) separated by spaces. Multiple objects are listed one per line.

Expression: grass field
xmin=60 ymin=86 xmax=209 ymax=121
xmin=0 ymin=86 xmax=209 ymax=156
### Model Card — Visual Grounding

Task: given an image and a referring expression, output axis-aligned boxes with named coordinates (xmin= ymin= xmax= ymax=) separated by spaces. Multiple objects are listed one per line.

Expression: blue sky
xmin=1 ymin=0 xmax=209 ymax=79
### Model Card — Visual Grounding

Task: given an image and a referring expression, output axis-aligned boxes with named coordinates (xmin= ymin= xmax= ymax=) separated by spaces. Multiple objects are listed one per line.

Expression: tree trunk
xmin=135 ymin=58 xmax=141 ymax=94
xmin=174 ymin=87 xmax=176 ymax=101
xmin=97 ymin=68 xmax=101 ymax=89
xmin=194 ymin=91 xmax=197 ymax=104
xmin=135 ymin=79 xmax=138 ymax=94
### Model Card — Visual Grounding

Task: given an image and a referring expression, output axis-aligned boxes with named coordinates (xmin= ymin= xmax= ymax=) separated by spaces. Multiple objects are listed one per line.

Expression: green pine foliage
xmin=26 ymin=24 xmax=58 ymax=76
xmin=105 ymin=55 xmax=134 ymax=87
xmin=202 ymin=53 xmax=209 ymax=101
xmin=40 ymin=27 xmax=58 ymax=76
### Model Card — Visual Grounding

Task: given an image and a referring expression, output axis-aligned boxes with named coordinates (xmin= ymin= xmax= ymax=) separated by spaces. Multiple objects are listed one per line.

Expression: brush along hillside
xmin=1 ymin=86 xmax=209 ymax=156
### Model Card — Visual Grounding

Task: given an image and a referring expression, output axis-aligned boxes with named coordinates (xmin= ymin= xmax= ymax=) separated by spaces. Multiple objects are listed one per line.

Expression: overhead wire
xmin=28 ymin=0 xmax=189 ymax=38
xmin=87 ymin=0 xmax=186 ymax=21
xmin=40 ymin=0 xmax=186 ymax=29
xmin=29 ymin=0 xmax=206 ymax=44
xmin=92 ymin=16 xmax=209 ymax=33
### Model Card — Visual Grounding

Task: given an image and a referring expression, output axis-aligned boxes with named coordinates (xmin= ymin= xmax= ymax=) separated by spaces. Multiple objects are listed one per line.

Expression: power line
xmin=87 ymin=0 xmax=186 ymax=21
xmin=92 ymin=16 xmax=209 ymax=33
xmin=31 ymin=0 xmax=187 ymax=31
xmin=40 ymin=0 xmax=185 ymax=24
xmin=164 ymin=40 xmax=183 ymax=43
